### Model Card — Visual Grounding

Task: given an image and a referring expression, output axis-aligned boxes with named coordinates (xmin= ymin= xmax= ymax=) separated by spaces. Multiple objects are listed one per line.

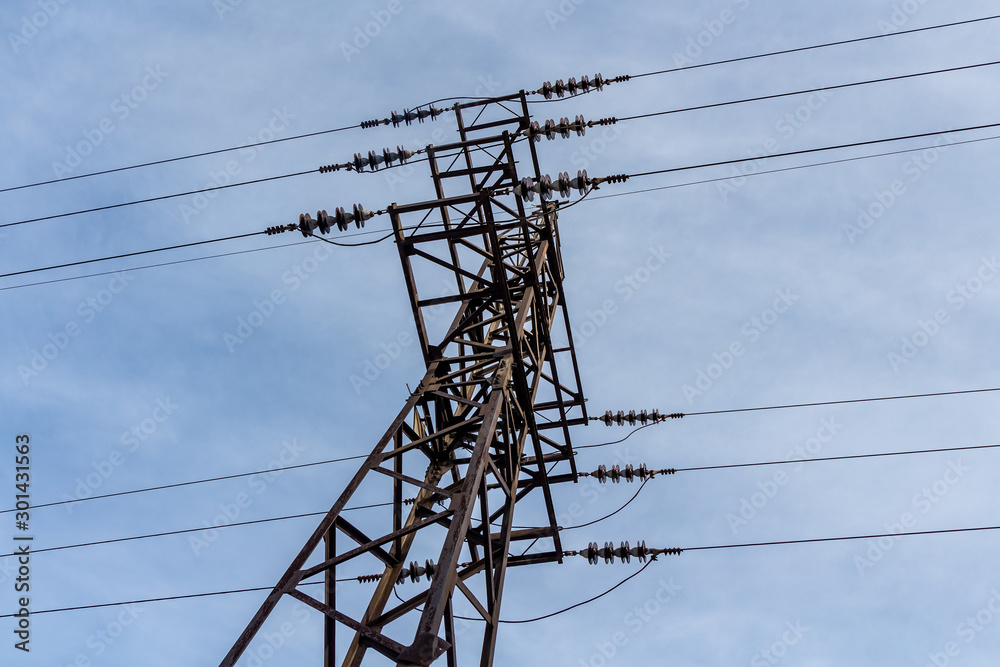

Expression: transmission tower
xmin=220 ymin=91 xmax=591 ymax=666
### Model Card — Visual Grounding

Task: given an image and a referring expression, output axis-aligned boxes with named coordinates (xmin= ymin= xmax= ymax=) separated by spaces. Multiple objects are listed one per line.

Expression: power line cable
xmin=7 ymin=123 xmax=996 ymax=288
xmin=5 ymin=15 xmax=996 ymax=197
xmin=5 ymin=61 xmax=996 ymax=232
xmin=577 ymin=387 xmax=1000 ymax=449
xmin=6 ymin=387 xmax=994 ymax=516
xmin=620 ymin=59 xmax=1000 ymax=124
xmin=0 ymin=125 xmax=359 ymax=195
xmin=0 ymin=452 xmax=367 ymax=515
xmin=586 ymin=133 xmax=1000 ymax=202
xmin=0 ymin=169 xmax=317 ymax=230
xmin=630 ymin=14 xmax=1000 ymax=79
xmin=0 ymin=141 xmax=507 ymax=231
xmin=673 ymin=442 xmax=1000 ymax=473
xmin=0 ymin=504 xmax=392 ymax=558
xmin=625 ymin=121 xmax=1000 ymax=181
xmin=0 ymin=231 xmax=265 ymax=280
xmin=560 ymin=479 xmax=649 ymax=531
xmin=9 ymin=441 xmax=997 ymax=557
xmin=11 ymin=131 xmax=995 ymax=293
xmin=11 ymin=523 xmax=1000 ymax=619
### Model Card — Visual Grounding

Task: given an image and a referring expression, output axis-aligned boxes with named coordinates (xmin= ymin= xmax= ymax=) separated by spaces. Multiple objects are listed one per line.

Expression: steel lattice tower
xmin=219 ymin=92 xmax=588 ymax=666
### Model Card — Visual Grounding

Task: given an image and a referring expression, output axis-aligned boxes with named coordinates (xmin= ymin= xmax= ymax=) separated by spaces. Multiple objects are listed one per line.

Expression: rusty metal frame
xmin=219 ymin=93 xmax=587 ymax=667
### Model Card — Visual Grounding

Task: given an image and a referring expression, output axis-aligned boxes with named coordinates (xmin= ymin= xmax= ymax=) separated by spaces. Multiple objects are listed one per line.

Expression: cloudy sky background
xmin=2 ymin=0 xmax=1000 ymax=665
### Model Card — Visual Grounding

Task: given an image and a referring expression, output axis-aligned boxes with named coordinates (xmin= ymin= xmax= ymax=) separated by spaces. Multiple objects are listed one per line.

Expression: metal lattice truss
xmin=221 ymin=94 xmax=587 ymax=667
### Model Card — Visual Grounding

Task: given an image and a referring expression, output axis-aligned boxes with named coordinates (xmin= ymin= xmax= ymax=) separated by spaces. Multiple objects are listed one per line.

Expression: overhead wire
xmin=4 ymin=14 xmax=997 ymax=197
xmin=624 ymin=121 xmax=1000 ymax=181
xmin=576 ymin=387 xmax=1000 ymax=449
xmin=618 ymin=59 xmax=1000 ymax=124
xmin=5 ymin=387 xmax=996 ymax=516
xmin=0 ymin=138 xmax=516 ymax=231
xmin=629 ymin=14 xmax=1000 ymax=79
xmin=10 ymin=523 xmax=1000 ymax=619
xmin=7 ymin=440 xmax=998 ymax=558
xmin=585 ymin=133 xmax=1000 ymax=203
xmin=6 ymin=121 xmax=995 ymax=289
xmin=6 ymin=59 xmax=998 ymax=232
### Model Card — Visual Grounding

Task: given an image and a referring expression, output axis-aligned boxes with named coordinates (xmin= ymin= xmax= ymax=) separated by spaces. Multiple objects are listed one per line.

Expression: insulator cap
xmin=396 ymin=559 xmax=437 ymax=584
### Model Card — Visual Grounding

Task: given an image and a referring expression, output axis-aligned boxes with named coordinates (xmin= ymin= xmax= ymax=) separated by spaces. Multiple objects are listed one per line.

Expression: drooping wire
xmin=495 ymin=559 xmax=656 ymax=624
xmin=560 ymin=479 xmax=649 ymax=531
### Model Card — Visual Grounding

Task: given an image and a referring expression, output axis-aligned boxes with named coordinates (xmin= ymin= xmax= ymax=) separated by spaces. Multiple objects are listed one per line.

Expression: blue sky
xmin=2 ymin=1 xmax=1000 ymax=665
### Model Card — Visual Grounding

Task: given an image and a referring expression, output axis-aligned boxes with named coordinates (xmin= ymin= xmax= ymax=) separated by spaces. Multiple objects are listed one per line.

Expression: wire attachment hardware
xmin=264 ymin=223 xmax=298 ymax=236
xmin=570 ymin=540 xmax=682 ymax=564
xmin=592 ymin=410 xmax=684 ymax=426
xmin=319 ymin=146 xmax=417 ymax=174
xmin=581 ymin=463 xmax=676 ymax=484
xmin=362 ymin=106 xmax=444 ymax=129
xmin=355 ymin=560 xmax=437 ymax=585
